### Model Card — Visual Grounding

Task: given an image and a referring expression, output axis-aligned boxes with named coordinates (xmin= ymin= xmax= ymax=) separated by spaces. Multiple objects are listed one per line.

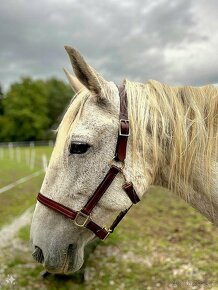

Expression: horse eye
xmin=69 ymin=142 xmax=91 ymax=154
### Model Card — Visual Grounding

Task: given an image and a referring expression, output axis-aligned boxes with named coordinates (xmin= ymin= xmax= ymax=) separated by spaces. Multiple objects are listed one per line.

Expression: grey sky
xmin=0 ymin=0 xmax=217 ymax=91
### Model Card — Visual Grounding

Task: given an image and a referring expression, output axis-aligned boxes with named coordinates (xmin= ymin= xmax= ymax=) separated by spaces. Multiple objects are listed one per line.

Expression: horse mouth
xmin=43 ymin=244 xmax=84 ymax=274
xmin=62 ymin=244 xmax=84 ymax=274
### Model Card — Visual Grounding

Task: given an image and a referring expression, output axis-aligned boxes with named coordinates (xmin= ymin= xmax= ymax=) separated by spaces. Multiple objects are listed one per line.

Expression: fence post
xmin=16 ymin=147 xmax=21 ymax=163
xmin=42 ymin=154 xmax=48 ymax=172
xmin=49 ymin=140 xmax=54 ymax=147
xmin=0 ymin=148 xmax=4 ymax=160
xmin=25 ymin=149 xmax=30 ymax=166
xmin=30 ymin=149 xmax=36 ymax=170
xmin=8 ymin=142 xmax=14 ymax=160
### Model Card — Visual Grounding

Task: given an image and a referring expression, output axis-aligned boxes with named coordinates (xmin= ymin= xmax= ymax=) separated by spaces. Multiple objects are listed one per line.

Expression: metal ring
xmin=108 ymin=156 xmax=125 ymax=170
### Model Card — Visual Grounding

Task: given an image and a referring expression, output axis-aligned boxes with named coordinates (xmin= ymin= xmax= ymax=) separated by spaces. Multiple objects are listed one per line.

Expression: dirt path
xmin=0 ymin=207 xmax=33 ymax=249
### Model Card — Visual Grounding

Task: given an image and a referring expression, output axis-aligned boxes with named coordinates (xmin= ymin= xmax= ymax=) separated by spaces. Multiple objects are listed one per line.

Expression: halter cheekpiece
xmin=37 ymin=84 xmax=140 ymax=240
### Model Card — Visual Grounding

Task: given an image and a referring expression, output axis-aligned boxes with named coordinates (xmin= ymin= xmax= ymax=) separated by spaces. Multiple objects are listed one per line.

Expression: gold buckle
xmin=102 ymin=227 xmax=112 ymax=240
xmin=119 ymin=119 xmax=130 ymax=136
xmin=74 ymin=211 xmax=90 ymax=227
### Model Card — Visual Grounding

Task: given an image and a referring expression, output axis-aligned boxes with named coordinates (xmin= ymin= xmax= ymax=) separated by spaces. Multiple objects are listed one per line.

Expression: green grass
xmin=17 ymin=224 xmax=31 ymax=242
xmin=1 ymin=188 xmax=218 ymax=290
xmin=0 ymin=147 xmax=217 ymax=289
xmin=0 ymin=146 xmax=52 ymax=186
xmin=0 ymin=146 xmax=52 ymax=228
xmin=0 ymin=175 xmax=43 ymax=228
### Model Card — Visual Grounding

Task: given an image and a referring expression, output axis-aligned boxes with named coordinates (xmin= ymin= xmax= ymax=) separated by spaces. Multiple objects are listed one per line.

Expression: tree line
xmin=0 ymin=77 xmax=74 ymax=141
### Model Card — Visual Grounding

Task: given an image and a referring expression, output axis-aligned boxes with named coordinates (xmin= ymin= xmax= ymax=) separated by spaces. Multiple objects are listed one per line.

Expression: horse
xmin=30 ymin=45 xmax=218 ymax=274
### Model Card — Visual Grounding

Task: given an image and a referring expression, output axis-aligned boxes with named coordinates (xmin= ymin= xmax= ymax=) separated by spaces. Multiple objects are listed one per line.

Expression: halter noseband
xmin=37 ymin=85 xmax=140 ymax=240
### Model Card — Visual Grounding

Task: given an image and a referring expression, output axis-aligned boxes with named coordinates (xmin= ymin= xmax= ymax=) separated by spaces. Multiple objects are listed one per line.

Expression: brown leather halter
xmin=37 ymin=85 xmax=140 ymax=240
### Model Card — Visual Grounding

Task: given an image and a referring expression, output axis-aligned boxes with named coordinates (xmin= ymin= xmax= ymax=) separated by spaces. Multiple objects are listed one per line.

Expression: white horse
xmin=30 ymin=45 xmax=218 ymax=274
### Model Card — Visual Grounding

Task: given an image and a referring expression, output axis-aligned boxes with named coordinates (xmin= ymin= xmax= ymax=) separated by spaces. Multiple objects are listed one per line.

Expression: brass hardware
xmin=108 ymin=156 xmax=125 ymax=170
xmin=102 ymin=227 xmax=113 ymax=240
xmin=119 ymin=119 xmax=130 ymax=136
xmin=74 ymin=211 xmax=90 ymax=227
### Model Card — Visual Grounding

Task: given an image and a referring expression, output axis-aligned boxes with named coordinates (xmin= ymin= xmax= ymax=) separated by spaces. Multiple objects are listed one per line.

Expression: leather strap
xmin=37 ymin=193 xmax=110 ymax=240
xmin=115 ymin=85 xmax=129 ymax=162
xmin=37 ymin=193 xmax=77 ymax=220
xmin=81 ymin=165 xmax=120 ymax=215
xmin=122 ymin=182 xmax=140 ymax=204
xmin=85 ymin=221 xmax=110 ymax=240
xmin=110 ymin=206 xmax=132 ymax=232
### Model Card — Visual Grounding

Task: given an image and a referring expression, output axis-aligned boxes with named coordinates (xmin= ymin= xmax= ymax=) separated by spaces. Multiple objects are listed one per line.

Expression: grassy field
xmin=0 ymin=146 xmax=52 ymax=227
xmin=0 ymin=146 xmax=217 ymax=290
xmin=0 ymin=146 xmax=52 ymax=186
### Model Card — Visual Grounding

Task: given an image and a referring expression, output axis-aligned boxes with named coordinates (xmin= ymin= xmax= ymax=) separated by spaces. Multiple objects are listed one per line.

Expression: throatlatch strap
xmin=110 ymin=206 xmax=132 ymax=232
xmin=122 ymin=182 xmax=140 ymax=204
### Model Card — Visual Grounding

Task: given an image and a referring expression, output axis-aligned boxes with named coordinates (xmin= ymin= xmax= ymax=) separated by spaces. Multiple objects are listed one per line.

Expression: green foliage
xmin=45 ymin=78 xmax=73 ymax=128
xmin=0 ymin=84 xmax=4 ymax=115
xmin=0 ymin=77 xmax=73 ymax=141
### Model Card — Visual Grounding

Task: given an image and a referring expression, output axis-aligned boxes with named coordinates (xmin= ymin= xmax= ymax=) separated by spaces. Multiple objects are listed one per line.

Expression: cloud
xmin=0 ymin=0 xmax=217 ymax=91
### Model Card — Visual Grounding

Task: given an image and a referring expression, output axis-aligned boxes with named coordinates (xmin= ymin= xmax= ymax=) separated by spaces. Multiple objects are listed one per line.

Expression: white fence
xmin=0 ymin=140 xmax=54 ymax=148
xmin=0 ymin=141 xmax=53 ymax=168
xmin=0 ymin=141 xmax=53 ymax=171
xmin=0 ymin=141 xmax=53 ymax=194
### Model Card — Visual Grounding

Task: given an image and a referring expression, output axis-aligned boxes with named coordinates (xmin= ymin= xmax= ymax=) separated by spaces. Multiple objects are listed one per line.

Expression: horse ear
xmin=63 ymin=68 xmax=84 ymax=93
xmin=64 ymin=45 xmax=107 ymax=98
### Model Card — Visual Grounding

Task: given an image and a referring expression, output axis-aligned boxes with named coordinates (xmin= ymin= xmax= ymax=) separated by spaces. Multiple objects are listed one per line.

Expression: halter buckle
xmin=119 ymin=119 xmax=130 ymax=136
xmin=102 ymin=227 xmax=113 ymax=240
xmin=74 ymin=211 xmax=90 ymax=227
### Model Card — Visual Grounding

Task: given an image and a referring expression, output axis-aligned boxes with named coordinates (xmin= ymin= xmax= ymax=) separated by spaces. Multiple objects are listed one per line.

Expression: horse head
xmin=30 ymin=46 xmax=149 ymax=274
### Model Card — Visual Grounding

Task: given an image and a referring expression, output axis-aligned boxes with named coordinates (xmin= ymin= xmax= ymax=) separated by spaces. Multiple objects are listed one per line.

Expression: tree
xmin=44 ymin=78 xmax=73 ymax=129
xmin=0 ymin=77 xmax=50 ymax=141
xmin=0 ymin=84 xmax=4 ymax=115
xmin=0 ymin=77 xmax=74 ymax=141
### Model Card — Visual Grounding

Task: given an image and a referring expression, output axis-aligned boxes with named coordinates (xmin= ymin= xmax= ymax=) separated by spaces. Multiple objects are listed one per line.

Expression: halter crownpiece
xmin=37 ymin=84 xmax=140 ymax=240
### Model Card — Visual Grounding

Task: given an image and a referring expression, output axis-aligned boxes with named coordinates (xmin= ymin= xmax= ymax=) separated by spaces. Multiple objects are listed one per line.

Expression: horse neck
xmin=150 ymin=103 xmax=218 ymax=225
xmin=126 ymin=80 xmax=217 ymax=223
xmin=156 ymin=163 xmax=218 ymax=225
xmin=129 ymin=80 xmax=218 ymax=224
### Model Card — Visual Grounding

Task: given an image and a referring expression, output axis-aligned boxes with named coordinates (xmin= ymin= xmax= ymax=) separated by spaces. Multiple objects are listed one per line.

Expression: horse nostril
xmin=32 ymin=246 xmax=44 ymax=264
xmin=67 ymin=244 xmax=76 ymax=256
